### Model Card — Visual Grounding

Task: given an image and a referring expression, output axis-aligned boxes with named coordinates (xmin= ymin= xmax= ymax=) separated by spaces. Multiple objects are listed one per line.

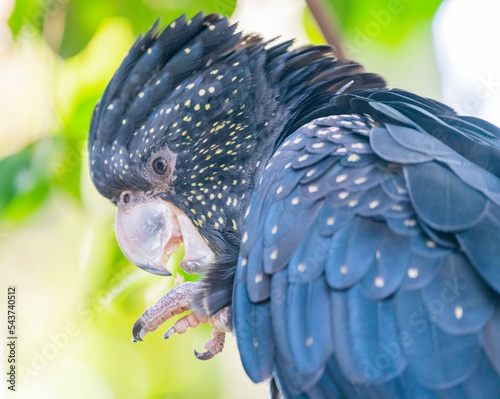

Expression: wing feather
xmin=233 ymin=90 xmax=500 ymax=397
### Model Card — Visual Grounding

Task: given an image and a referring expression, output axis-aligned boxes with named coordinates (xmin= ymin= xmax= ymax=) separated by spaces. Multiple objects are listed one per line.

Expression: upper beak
xmin=114 ymin=194 xmax=214 ymax=276
xmin=115 ymin=198 xmax=182 ymax=276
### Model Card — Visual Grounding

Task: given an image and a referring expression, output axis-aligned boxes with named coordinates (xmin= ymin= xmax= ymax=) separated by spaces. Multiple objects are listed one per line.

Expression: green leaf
xmin=321 ymin=0 xmax=444 ymax=46
xmin=59 ymin=0 xmax=238 ymax=58
xmin=50 ymin=136 xmax=85 ymax=200
xmin=0 ymin=138 xmax=57 ymax=220
xmin=8 ymin=0 xmax=44 ymax=36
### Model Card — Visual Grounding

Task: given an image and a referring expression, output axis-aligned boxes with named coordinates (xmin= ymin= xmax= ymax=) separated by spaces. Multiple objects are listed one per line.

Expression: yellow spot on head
xmin=205 ymin=104 xmax=211 ymax=110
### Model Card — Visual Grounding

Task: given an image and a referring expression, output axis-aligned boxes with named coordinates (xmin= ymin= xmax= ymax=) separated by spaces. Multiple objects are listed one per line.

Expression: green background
xmin=1 ymin=0 xmax=444 ymax=397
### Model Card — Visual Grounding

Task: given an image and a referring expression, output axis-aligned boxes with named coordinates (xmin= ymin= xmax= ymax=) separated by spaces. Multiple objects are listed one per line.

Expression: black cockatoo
xmin=88 ymin=13 xmax=500 ymax=399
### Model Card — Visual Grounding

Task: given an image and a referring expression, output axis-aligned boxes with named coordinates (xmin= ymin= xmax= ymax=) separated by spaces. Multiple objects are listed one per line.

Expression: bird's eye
xmin=152 ymin=157 xmax=168 ymax=175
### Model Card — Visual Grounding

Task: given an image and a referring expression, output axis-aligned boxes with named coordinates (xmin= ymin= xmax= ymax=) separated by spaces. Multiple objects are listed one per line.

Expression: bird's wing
xmin=233 ymin=91 xmax=500 ymax=398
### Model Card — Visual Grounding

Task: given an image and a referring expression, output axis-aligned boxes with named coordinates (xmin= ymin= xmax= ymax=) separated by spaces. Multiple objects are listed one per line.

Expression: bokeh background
xmin=1 ymin=0 xmax=499 ymax=398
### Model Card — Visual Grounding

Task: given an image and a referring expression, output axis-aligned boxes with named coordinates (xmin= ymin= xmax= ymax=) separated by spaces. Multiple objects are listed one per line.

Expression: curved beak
xmin=115 ymin=199 xmax=182 ymax=276
xmin=114 ymin=195 xmax=214 ymax=276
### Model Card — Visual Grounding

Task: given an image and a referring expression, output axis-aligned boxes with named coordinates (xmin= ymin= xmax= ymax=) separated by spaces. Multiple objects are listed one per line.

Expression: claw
xmin=131 ymin=317 xmax=145 ymax=342
xmin=130 ymin=282 xmax=200 ymax=341
xmin=130 ymin=282 xmax=230 ymax=362
xmin=193 ymin=329 xmax=226 ymax=361
xmin=194 ymin=348 xmax=216 ymax=361
xmin=163 ymin=327 xmax=176 ymax=339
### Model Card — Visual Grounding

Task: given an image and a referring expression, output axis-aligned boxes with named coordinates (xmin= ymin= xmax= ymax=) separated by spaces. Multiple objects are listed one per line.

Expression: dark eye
xmin=152 ymin=157 xmax=168 ymax=175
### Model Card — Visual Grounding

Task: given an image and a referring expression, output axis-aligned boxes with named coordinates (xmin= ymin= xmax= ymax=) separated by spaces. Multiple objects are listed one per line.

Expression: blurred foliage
xmin=325 ymin=0 xmax=443 ymax=45
xmin=0 ymin=139 xmax=52 ymax=219
xmin=9 ymin=0 xmax=237 ymax=57
xmin=0 ymin=0 xmax=444 ymax=398
xmin=303 ymin=0 xmax=444 ymax=97
xmin=303 ymin=0 xmax=444 ymax=63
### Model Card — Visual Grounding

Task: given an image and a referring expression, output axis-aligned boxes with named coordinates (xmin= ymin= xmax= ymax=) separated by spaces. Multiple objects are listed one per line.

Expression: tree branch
xmin=306 ymin=0 xmax=346 ymax=59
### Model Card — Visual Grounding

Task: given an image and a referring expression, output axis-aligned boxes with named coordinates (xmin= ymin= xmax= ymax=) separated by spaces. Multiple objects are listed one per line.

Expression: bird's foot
xmin=131 ymin=275 xmax=230 ymax=360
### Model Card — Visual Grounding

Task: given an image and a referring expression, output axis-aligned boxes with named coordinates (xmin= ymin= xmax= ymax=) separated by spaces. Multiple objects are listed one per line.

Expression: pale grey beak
xmin=114 ymin=193 xmax=214 ymax=276
xmin=115 ymin=198 xmax=182 ymax=276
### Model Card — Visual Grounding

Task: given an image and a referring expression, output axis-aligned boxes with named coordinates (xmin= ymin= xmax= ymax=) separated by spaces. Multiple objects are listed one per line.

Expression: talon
xmin=163 ymin=326 xmax=176 ymax=339
xmin=194 ymin=348 xmax=215 ymax=361
xmin=193 ymin=329 xmax=226 ymax=360
xmin=131 ymin=317 xmax=146 ymax=342
xmin=130 ymin=281 xmax=200 ymax=341
xmin=130 ymin=283 xmax=230 ymax=362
